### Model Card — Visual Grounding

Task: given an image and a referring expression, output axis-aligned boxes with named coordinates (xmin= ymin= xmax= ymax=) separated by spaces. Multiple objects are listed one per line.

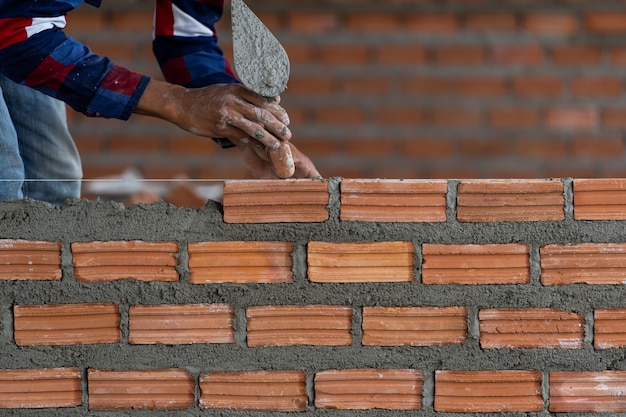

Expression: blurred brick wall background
xmin=66 ymin=0 xmax=626 ymax=180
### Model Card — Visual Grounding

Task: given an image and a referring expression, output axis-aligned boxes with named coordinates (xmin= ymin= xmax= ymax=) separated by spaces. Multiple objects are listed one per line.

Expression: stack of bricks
xmin=66 ymin=0 xmax=626 ymax=180
xmin=3 ymin=177 xmax=626 ymax=415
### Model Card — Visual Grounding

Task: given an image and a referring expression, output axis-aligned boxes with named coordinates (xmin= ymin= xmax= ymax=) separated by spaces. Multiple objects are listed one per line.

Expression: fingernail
xmin=254 ymin=129 xmax=264 ymax=139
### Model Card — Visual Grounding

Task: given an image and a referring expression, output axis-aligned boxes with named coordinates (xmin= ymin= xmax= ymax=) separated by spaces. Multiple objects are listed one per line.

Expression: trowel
xmin=231 ymin=0 xmax=295 ymax=178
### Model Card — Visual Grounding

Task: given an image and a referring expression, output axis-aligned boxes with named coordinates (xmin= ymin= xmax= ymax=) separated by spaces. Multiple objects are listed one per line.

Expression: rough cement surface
xmin=1 ymin=179 xmax=626 ymax=416
xmin=231 ymin=0 xmax=290 ymax=97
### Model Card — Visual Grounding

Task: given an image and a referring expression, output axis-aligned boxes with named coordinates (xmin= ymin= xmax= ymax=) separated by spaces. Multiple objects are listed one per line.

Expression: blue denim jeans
xmin=0 ymin=74 xmax=82 ymax=205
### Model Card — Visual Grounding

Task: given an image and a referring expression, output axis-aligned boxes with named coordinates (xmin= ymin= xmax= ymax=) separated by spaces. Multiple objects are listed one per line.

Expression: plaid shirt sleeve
xmin=0 ymin=0 xmax=151 ymax=120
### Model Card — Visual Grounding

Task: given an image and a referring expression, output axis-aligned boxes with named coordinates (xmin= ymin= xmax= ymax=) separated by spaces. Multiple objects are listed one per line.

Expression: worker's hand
xmin=236 ymin=140 xmax=321 ymax=179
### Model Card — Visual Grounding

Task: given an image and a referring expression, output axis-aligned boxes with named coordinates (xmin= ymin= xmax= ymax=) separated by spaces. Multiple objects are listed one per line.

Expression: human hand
xmin=236 ymin=140 xmax=321 ymax=179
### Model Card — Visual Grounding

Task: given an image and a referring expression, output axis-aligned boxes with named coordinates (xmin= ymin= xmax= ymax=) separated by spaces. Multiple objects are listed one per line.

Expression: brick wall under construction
xmin=3 ymin=177 xmax=626 ymax=415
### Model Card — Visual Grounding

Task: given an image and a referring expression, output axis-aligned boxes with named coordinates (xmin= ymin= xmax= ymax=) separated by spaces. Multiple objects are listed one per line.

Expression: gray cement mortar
xmin=1 ymin=178 xmax=626 ymax=416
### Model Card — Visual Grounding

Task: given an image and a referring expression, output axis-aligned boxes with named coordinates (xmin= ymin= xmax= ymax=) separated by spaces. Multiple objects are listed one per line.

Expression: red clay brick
xmin=512 ymin=76 xmax=563 ymax=97
xmin=435 ymin=370 xmax=543 ymax=413
xmin=0 ymin=368 xmax=81 ymax=409
xmin=488 ymin=106 xmax=540 ymax=128
xmin=223 ymin=179 xmax=329 ymax=223
xmin=72 ymin=241 xmax=179 ymax=282
xmin=571 ymin=76 xmax=623 ymax=98
xmin=550 ymin=371 xmax=626 ymax=412
xmin=573 ymin=178 xmax=626 ymax=220
xmin=246 ymin=305 xmax=352 ymax=347
xmin=340 ymin=179 xmax=447 ymax=222
xmin=315 ymin=369 xmax=423 ymax=410
xmin=422 ymin=244 xmax=530 ymax=285
xmin=0 ymin=239 xmax=61 ymax=281
xmin=479 ymin=308 xmax=585 ymax=349
xmin=406 ymin=12 xmax=458 ymax=33
xmin=346 ymin=12 xmax=399 ymax=32
xmin=188 ymin=241 xmax=293 ymax=284
xmin=457 ymin=179 xmax=565 ymax=222
xmin=541 ymin=243 xmax=626 ymax=285
xmin=286 ymin=10 xmax=338 ymax=34
xmin=200 ymin=370 xmax=307 ymax=412
xmin=128 ymin=304 xmax=235 ymax=345
xmin=546 ymin=106 xmax=598 ymax=130
xmin=88 ymin=369 xmax=194 ymax=410
xmin=594 ymin=309 xmax=626 ymax=349
xmin=14 ymin=303 xmax=120 ymax=346
xmin=524 ymin=13 xmax=578 ymax=36
xmin=492 ymin=44 xmax=544 ymax=66
xmin=585 ymin=12 xmax=626 ymax=34
xmin=363 ymin=306 xmax=467 ymax=346
xmin=434 ymin=45 xmax=486 ymax=65
xmin=552 ymin=45 xmax=602 ymax=65
xmin=467 ymin=12 xmax=516 ymax=32
xmin=308 ymin=241 xmax=414 ymax=283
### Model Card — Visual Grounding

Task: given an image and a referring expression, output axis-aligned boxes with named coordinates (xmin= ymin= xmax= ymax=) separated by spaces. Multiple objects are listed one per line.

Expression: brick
xmin=585 ymin=12 xmax=626 ymax=34
xmin=571 ymin=76 xmax=623 ymax=97
xmin=594 ymin=309 xmax=626 ymax=349
xmin=362 ymin=306 xmax=467 ymax=346
xmin=434 ymin=45 xmax=486 ymax=65
xmin=457 ymin=179 xmax=565 ymax=222
xmin=573 ymin=178 xmax=626 ymax=220
xmin=14 ymin=303 xmax=120 ymax=346
xmin=374 ymin=44 xmax=427 ymax=65
xmin=246 ymin=305 xmax=352 ymax=347
xmin=308 ymin=241 xmax=414 ymax=283
xmin=546 ymin=106 xmax=598 ymax=130
xmin=128 ymin=304 xmax=234 ymax=345
xmin=188 ymin=241 xmax=293 ymax=284
xmin=200 ymin=370 xmax=306 ymax=412
xmin=318 ymin=43 xmax=369 ymax=65
xmin=340 ymin=179 xmax=447 ymax=222
xmin=488 ymin=106 xmax=540 ymax=128
xmin=602 ymin=106 xmax=626 ymax=128
xmin=550 ymin=371 xmax=626 ymax=412
xmin=0 ymin=368 xmax=81 ymax=409
xmin=435 ymin=370 xmax=543 ymax=413
xmin=552 ymin=45 xmax=602 ymax=65
xmin=423 ymin=244 xmax=530 ymax=284
xmin=315 ymin=369 xmax=423 ymax=410
xmin=467 ymin=12 xmax=516 ymax=32
xmin=286 ymin=11 xmax=339 ymax=33
xmin=541 ymin=243 xmax=626 ymax=285
xmin=524 ymin=13 xmax=578 ymax=36
xmin=432 ymin=107 xmax=482 ymax=127
xmin=72 ymin=241 xmax=179 ymax=282
xmin=88 ymin=369 xmax=194 ymax=410
xmin=406 ymin=12 xmax=458 ymax=33
xmin=223 ymin=179 xmax=329 ymax=223
xmin=455 ymin=76 xmax=506 ymax=97
xmin=492 ymin=44 xmax=544 ymax=66
xmin=346 ymin=12 xmax=399 ymax=32
xmin=512 ymin=76 xmax=563 ymax=97
xmin=479 ymin=308 xmax=584 ymax=349
xmin=0 ymin=239 xmax=61 ymax=281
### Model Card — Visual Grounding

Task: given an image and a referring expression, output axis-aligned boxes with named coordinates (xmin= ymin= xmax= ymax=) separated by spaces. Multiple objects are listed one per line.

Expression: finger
xmin=238 ymin=88 xmax=290 ymax=126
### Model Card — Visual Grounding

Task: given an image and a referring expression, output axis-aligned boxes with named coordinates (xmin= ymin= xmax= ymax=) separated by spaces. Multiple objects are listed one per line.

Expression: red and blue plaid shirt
xmin=0 ymin=0 xmax=237 ymax=121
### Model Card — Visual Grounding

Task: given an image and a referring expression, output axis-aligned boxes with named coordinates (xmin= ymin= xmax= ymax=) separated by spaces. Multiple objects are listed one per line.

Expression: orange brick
xmin=434 ymin=45 xmax=486 ymax=65
xmin=488 ymin=106 xmax=540 ymax=128
xmin=571 ymin=76 xmax=623 ymax=97
xmin=72 ymin=241 xmax=179 ymax=282
xmin=340 ymin=179 xmax=447 ymax=222
xmin=431 ymin=106 xmax=482 ymax=127
xmin=247 ymin=305 xmax=352 ymax=347
xmin=435 ymin=370 xmax=543 ymax=413
xmin=88 ymin=369 xmax=194 ymax=410
xmin=479 ymin=308 xmax=584 ymax=349
xmin=457 ymin=179 xmax=564 ymax=222
xmin=0 ymin=239 xmax=61 ymax=281
xmin=14 ymin=303 xmax=120 ymax=346
xmin=541 ymin=243 xmax=626 ymax=285
xmin=223 ymin=179 xmax=329 ymax=223
xmin=406 ymin=12 xmax=458 ymax=33
xmin=318 ymin=43 xmax=369 ymax=65
xmin=128 ymin=304 xmax=235 ymax=345
xmin=573 ymin=178 xmax=626 ymax=220
xmin=423 ymin=244 xmax=530 ymax=285
xmin=512 ymin=76 xmax=563 ymax=97
xmin=374 ymin=43 xmax=427 ymax=65
xmin=362 ymin=306 xmax=467 ymax=346
xmin=200 ymin=370 xmax=306 ymax=412
xmin=286 ymin=10 xmax=339 ymax=34
xmin=595 ymin=309 xmax=626 ymax=349
xmin=552 ymin=45 xmax=602 ymax=65
xmin=492 ymin=44 xmax=544 ymax=66
xmin=550 ymin=371 xmax=626 ymax=412
xmin=308 ymin=241 xmax=414 ymax=283
xmin=0 ymin=368 xmax=81 ymax=409
xmin=455 ymin=76 xmax=506 ymax=97
xmin=467 ymin=12 xmax=516 ymax=32
xmin=346 ymin=12 xmax=399 ymax=32
xmin=315 ymin=369 xmax=423 ymax=410
xmin=546 ymin=106 xmax=598 ymax=130
xmin=188 ymin=241 xmax=293 ymax=284
xmin=585 ymin=12 xmax=626 ymax=33
xmin=524 ymin=13 xmax=578 ymax=36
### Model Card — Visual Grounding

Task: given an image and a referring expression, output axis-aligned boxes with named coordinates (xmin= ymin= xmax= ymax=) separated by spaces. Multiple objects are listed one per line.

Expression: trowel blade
xmin=231 ymin=0 xmax=290 ymax=98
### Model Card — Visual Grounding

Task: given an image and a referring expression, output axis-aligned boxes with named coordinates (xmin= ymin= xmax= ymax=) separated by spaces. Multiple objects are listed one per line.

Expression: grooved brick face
xmin=72 ymin=241 xmax=179 ymax=282
xmin=0 ymin=368 xmax=81 ymax=409
xmin=594 ymin=309 xmax=626 ymax=349
xmin=0 ymin=239 xmax=61 ymax=281
xmin=246 ymin=305 xmax=352 ymax=347
xmin=315 ymin=369 xmax=423 ymax=410
xmin=128 ymin=304 xmax=235 ymax=345
xmin=340 ymin=179 xmax=448 ymax=222
xmin=435 ymin=370 xmax=543 ymax=413
xmin=199 ymin=370 xmax=307 ymax=412
xmin=422 ymin=244 xmax=530 ymax=285
xmin=457 ymin=179 xmax=564 ymax=222
xmin=362 ymin=306 xmax=467 ymax=346
xmin=222 ymin=179 xmax=329 ymax=223
xmin=541 ymin=243 xmax=626 ymax=285
xmin=479 ymin=308 xmax=585 ymax=349
xmin=308 ymin=241 xmax=414 ymax=283
xmin=88 ymin=369 xmax=194 ymax=410
xmin=188 ymin=241 xmax=293 ymax=284
xmin=550 ymin=371 xmax=626 ymax=413
xmin=14 ymin=303 xmax=120 ymax=346
xmin=573 ymin=178 xmax=626 ymax=220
